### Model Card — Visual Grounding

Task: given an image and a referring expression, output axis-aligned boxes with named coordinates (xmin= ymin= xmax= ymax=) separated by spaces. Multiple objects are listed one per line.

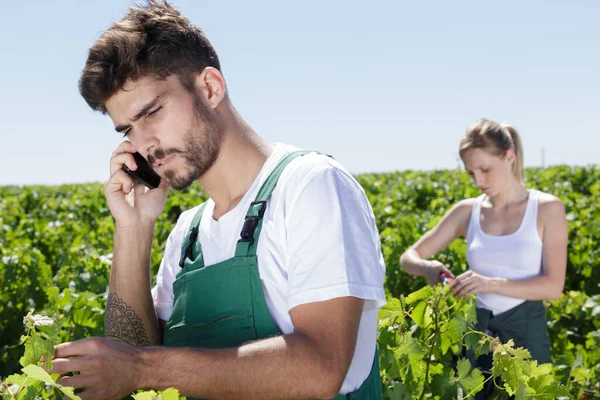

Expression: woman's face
xmin=461 ymin=147 xmax=516 ymax=197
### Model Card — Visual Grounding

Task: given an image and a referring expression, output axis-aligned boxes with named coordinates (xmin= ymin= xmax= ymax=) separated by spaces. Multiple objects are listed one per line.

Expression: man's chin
xmin=164 ymin=171 xmax=198 ymax=191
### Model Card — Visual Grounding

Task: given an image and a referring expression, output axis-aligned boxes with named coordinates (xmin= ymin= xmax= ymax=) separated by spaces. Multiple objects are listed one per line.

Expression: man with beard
xmin=51 ymin=2 xmax=386 ymax=399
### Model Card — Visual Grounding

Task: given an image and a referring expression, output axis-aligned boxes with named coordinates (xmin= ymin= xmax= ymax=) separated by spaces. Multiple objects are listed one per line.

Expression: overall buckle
xmin=179 ymin=225 xmax=199 ymax=268
xmin=238 ymin=200 xmax=267 ymax=246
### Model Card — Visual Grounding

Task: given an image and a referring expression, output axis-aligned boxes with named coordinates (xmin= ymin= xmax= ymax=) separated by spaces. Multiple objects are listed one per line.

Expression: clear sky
xmin=0 ymin=0 xmax=598 ymax=185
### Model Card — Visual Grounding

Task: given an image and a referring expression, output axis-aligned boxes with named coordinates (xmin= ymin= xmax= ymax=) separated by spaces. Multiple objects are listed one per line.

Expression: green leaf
xmin=428 ymin=362 xmax=444 ymax=376
xmin=17 ymin=385 xmax=39 ymax=400
xmin=491 ymin=340 xmax=534 ymax=395
xmin=527 ymin=375 xmax=572 ymax=399
xmin=464 ymin=330 xmax=481 ymax=352
xmin=55 ymin=384 xmax=82 ymax=400
xmin=19 ymin=336 xmax=52 ymax=368
xmin=439 ymin=327 xmax=452 ymax=354
xmin=405 ymin=285 xmax=432 ymax=305
xmin=380 ymin=297 xmax=404 ymax=312
xmin=37 ymin=315 xmax=64 ymax=343
xmin=450 ymin=312 xmax=468 ymax=340
xmin=21 ymin=365 xmax=53 ymax=384
xmin=464 ymin=296 xmax=478 ymax=325
xmin=514 ymin=383 xmax=529 ymax=400
xmin=431 ymin=373 xmax=454 ymax=397
xmin=455 ymin=358 xmax=485 ymax=395
xmin=131 ymin=390 xmax=179 ymax=400
xmin=477 ymin=336 xmax=492 ymax=358
xmin=3 ymin=375 xmax=26 ymax=387
xmin=132 ymin=390 xmax=158 ymax=400
xmin=159 ymin=388 xmax=181 ymax=400
xmin=385 ymin=381 xmax=412 ymax=400
xmin=410 ymin=301 xmax=432 ymax=329
xmin=529 ymin=362 xmax=553 ymax=378
xmin=397 ymin=335 xmax=427 ymax=381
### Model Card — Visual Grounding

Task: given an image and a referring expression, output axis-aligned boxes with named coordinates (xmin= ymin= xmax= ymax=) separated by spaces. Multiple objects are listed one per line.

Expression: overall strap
xmin=179 ymin=202 xmax=208 ymax=269
xmin=234 ymin=150 xmax=314 ymax=258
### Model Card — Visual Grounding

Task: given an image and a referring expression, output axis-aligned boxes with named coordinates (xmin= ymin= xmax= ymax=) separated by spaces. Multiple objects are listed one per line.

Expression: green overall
xmin=163 ymin=151 xmax=382 ymax=400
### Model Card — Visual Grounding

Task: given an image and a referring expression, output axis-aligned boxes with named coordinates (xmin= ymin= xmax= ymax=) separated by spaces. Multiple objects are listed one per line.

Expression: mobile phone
xmin=122 ymin=152 xmax=161 ymax=189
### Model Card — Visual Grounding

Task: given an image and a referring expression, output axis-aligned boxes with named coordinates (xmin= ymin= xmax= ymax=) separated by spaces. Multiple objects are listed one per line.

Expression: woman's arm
xmin=400 ymin=199 xmax=474 ymax=285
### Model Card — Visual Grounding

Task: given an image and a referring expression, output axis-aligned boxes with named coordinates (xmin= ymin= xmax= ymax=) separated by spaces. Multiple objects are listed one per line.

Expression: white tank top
xmin=466 ymin=189 xmax=543 ymax=315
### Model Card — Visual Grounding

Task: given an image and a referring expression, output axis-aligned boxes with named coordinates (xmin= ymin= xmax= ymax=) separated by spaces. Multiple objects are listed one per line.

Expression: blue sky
xmin=0 ymin=0 xmax=598 ymax=185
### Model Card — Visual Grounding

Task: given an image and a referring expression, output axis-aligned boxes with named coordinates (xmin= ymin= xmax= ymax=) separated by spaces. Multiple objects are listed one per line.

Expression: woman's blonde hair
xmin=459 ymin=118 xmax=524 ymax=183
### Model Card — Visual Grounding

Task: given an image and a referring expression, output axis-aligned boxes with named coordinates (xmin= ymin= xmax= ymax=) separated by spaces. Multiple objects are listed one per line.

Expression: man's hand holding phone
xmin=105 ymin=141 xmax=169 ymax=228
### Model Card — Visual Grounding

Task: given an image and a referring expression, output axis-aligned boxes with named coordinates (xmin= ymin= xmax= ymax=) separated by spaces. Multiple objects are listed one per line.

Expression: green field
xmin=1 ymin=165 xmax=598 ymax=399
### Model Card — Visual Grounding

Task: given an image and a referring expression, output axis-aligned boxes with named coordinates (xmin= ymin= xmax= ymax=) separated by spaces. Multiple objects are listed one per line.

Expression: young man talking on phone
xmin=51 ymin=2 xmax=386 ymax=399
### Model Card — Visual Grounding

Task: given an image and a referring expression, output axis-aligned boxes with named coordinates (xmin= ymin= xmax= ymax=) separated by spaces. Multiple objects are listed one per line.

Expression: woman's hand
xmin=422 ymin=260 xmax=455 ymax=286
xmin=450 ymin=271 xmax=495 ymax=298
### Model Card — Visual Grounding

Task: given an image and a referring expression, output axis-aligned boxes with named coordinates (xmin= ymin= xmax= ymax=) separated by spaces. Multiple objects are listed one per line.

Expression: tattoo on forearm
xmin=105 ymin=293 xmax=150 ymax=346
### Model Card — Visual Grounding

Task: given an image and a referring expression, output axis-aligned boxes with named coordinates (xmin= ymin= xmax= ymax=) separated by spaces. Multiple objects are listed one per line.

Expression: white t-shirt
xmin=152 ymin=143 xmax=386 ymax=393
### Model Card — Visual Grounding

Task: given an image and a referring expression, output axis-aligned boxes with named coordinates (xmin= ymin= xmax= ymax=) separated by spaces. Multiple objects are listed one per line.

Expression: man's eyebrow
xmin=114 ymin=92 xmax=166 ymax=133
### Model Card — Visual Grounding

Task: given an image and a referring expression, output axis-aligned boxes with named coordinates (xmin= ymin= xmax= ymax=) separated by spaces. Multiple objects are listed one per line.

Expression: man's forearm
xmin=105 ymin=223 xmax=161 ymax=346
xmin=139 ymin=332 xmax=347 ymax=400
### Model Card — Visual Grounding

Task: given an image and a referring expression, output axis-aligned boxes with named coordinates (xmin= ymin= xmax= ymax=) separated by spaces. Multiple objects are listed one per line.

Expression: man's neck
xmin=198 ymin=122 xmax=273 ymax=221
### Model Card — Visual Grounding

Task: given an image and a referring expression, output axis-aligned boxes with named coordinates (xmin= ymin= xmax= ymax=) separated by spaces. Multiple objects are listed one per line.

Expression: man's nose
xmin=134 ymin=131 xmax=160 ymax=159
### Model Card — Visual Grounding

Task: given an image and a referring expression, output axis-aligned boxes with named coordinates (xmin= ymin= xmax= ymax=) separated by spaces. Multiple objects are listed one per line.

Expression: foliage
xmin=379 ymin=286 xmax=574 ymax=399
xmin=1 ymin=165 xmax=599 ymax=399
xmin=0 ymin=313 xmax=183 ymax=400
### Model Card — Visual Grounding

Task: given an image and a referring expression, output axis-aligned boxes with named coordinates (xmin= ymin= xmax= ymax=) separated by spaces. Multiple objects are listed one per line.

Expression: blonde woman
xmin=400 ymin=118 xmax=568 ymax=367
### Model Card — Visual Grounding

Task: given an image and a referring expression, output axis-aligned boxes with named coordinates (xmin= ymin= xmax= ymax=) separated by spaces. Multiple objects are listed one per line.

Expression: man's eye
xmin=148 ymin=107 xmax=161 ymax=118
xmin=482 ymin=169 xmax=489 ymax=173
xmin=122 ymin=129 xmax=131 ymax=138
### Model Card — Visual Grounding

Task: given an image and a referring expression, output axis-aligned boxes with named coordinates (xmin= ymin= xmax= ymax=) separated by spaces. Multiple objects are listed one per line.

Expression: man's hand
xmin=52 ymin=337 xmax=143 ymax=400
xmin=106 ymin=141 xmax=169 ymax=227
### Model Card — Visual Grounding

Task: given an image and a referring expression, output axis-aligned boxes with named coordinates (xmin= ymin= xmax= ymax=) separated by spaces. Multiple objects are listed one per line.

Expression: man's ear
xmin=193 ymin=67 xmax=226 ymax=109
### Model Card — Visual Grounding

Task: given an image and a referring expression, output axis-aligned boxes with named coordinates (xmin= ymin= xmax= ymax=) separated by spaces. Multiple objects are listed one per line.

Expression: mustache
xmin=147 ymin=148 xmax=182 ymax=166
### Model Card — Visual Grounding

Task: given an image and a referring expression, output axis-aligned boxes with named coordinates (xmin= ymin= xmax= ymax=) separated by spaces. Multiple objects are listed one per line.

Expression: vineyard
xmin=1 ymin=165 xmax=599 ymax=399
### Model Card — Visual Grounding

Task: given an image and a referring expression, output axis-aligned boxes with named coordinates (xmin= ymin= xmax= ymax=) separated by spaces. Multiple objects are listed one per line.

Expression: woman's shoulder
xmin=445 ymin=198 xmax=478 ymax=235
xmin=532 ymin=190 xmax=565 ymax=219
xmin=450 ymin=197 xmax=478 ymax=215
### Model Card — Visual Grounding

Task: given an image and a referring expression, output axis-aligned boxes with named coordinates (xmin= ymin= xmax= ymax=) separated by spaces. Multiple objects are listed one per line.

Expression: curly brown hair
xmin=79 ymin=0 xmax=221 ymax=113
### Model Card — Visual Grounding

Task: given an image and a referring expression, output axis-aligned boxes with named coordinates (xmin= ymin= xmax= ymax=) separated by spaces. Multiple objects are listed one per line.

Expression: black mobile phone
xmin=123 ymin=152 xmax=161 ymax=189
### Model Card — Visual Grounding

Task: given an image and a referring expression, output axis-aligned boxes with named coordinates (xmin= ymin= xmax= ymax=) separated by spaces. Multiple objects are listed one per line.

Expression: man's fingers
xmin=54 ymin=338 xmax=103 ymax=359
xmin=111 ymin=141 xmax=137 ymax=156
xmin=133 ymin=180 xmax=148 ymax=199
xmin=50 ymin=357 xmax=88 ymax=375
xmin=110 ymin=152 xmax=137 ymax=177
xmin=78 ymin=389 xmax=100 ymax=400
xmin=58 ymin=372 xmax=98 ymax=390
xmin=105 ymin=170 xmax=136 ymax=196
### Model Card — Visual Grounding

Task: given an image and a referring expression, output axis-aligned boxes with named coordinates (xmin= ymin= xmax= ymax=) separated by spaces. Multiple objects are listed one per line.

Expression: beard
xmin=149 ymin=96 xmax=223 ymax=191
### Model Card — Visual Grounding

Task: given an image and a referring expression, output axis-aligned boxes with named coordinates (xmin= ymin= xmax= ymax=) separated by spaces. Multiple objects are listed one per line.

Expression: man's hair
xmin=79 ymin=0 xmax=221 ymax=113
